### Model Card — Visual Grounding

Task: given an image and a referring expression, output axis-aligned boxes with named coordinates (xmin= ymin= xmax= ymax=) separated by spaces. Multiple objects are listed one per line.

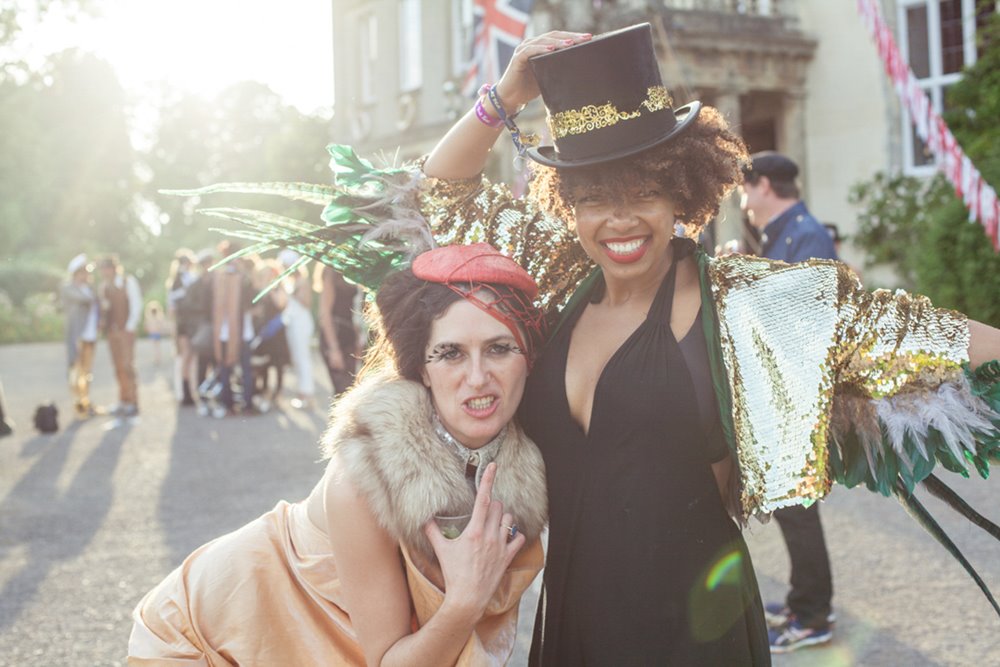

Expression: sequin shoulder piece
xmin=419 ymin=168 xmax=592 ymax=313
xmin=706 ymin=253 xmax=996 ymax=518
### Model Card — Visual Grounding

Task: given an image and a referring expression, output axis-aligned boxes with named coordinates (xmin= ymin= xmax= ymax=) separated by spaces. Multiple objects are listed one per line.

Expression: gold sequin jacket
xmin=418 ymin=170 xmax=988 ymax=518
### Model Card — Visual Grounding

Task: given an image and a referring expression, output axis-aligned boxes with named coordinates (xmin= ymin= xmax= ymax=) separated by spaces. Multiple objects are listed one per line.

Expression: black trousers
xmin=773 ymin=502 xmax=833 ymax=629
xmin=319 ymin=321 xmax=357 ymax=396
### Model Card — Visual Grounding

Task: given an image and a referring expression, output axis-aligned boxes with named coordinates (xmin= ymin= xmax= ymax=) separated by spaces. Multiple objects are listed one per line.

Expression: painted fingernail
xmin=563 ymin=39 xmax=573 ymax=44
xmin=547 ymin=45 xmax=556 ymax=51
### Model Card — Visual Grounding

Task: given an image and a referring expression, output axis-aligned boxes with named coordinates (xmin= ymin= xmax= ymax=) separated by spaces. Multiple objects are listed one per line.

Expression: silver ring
xmin=507 ymin=524 xmax=518 ymax=539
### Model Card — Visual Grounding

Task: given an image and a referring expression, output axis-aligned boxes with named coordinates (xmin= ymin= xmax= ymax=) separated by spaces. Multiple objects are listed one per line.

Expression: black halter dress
xmin=521 ymin=241 xmax=769 ymax=665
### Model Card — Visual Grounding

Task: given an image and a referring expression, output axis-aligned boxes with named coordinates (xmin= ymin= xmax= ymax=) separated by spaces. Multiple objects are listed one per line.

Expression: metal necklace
xmin=431 ymin=411 xmax=506 ymax=489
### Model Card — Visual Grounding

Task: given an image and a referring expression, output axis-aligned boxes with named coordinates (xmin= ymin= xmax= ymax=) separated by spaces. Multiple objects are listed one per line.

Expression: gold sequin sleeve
xmin=705 ymin=255 xmax=972 ymax=515
xmin=418 ymin=169 xmax=593 ymax=313
xmin=833 ymin=263 xmax=970 ymax=398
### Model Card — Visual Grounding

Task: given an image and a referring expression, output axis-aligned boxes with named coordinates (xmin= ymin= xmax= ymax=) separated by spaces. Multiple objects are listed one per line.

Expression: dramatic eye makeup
xmin=425 ymin=338 xmax=524 ymax=364
xmin=426 ymin=343 xmax=461 ymax=364
xmin=487 ymin=342 xmax=524 ymax=356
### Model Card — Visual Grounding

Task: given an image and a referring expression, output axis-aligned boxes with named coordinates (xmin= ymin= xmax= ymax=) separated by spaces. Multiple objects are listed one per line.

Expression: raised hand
xmin=423 ymin=462 xmax=526 ymax=620
xmin=495 ymin=31 xmax=592 ymax=110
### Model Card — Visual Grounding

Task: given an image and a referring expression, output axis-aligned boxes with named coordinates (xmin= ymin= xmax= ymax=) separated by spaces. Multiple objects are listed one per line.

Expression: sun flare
xmin=23 ymin=0 xmax=333 ymax=112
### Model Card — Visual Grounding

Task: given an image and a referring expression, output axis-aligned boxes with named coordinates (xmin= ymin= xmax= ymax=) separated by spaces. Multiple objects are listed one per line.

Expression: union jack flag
xmin=461 ymin=0 xmax=536 ymax=98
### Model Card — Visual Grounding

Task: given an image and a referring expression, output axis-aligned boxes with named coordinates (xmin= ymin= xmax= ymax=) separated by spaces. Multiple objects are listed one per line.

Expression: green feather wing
xmin=161 ymin=144 xmax=430 ymax=294
xmin=828 ymin=361 xmax=1000 ymax=495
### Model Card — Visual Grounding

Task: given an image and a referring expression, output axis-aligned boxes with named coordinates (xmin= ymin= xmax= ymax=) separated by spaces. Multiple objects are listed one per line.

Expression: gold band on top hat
xmin=546 ymin=86 xmax=673 ymax=140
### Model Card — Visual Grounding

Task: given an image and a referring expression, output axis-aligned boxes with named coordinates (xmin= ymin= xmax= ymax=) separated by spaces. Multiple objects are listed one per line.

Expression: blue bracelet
xmin=486 ymin=86 xmax=538 ymax=160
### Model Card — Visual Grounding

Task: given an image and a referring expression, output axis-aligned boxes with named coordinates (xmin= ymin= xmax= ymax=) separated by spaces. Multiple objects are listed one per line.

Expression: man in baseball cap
xmin=741 ymin=151 xmax=836 ymax=263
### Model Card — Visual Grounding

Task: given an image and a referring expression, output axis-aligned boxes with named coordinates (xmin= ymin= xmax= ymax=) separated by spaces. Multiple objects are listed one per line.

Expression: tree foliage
xmin=0 ymin=49 xmax=137 ymax=302
xmin=137 ymin=81 xmax=332 ymax=289
xmin=144 ymin=82 xmax=331 ymax=242
xmin=0 ymin=46 xmax=332 ymax=325
xmin=849 ymin=172 xmax=953 ymax=291
xmin=0 ymin=0 xmax=95 ymax=48
xmin=850 ymin=10 xmax=1000 ymax=327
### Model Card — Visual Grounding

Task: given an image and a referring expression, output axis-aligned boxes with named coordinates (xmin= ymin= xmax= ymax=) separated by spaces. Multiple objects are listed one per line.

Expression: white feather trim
xmin=356 ymin=170 xmax=437 ymax=257
xmin=874 ymin=378 xmax=998 ymax=466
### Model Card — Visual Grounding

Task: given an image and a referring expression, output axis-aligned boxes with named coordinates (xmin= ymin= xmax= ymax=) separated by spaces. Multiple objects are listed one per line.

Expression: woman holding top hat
xmin=420 ymin=23 xmax=1000 ymax=665
xmin=128 ymin=243 xmax=549 ymax=666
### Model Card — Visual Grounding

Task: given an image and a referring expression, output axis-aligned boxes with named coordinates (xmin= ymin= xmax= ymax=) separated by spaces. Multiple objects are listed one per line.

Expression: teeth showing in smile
xmin=604 ymin=239 xmax=645 ymax=255
xmin=466 ymin=397 xmax=495 ymax=410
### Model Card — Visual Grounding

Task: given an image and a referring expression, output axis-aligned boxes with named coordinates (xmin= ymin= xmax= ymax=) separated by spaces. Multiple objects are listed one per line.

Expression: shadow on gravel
xmin=17 ymin=420 xmax=85 ymax=460
xmin=156 ymin=402 xmax=326 ymax=567
xmin=0 ymin=423 xmax=127 ymax=631
xmin=754 ymin=572 xmax=942 ymax=667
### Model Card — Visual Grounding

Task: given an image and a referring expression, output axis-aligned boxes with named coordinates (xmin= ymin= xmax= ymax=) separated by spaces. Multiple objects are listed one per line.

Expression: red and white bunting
xmin=857 ymin=0 xmax=1000 ymax=251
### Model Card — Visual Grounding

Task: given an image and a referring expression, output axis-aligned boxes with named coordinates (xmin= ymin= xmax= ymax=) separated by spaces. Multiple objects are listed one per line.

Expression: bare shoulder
xmin=323 ymin=454 xmax=379 ymax=525
xmin=321 ymin=454 xmax=398 ymax=559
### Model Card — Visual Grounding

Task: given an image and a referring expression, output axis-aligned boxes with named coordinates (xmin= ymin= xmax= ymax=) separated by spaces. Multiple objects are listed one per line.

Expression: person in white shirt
xmin=279 ymin=250 xmax=316 ymax=410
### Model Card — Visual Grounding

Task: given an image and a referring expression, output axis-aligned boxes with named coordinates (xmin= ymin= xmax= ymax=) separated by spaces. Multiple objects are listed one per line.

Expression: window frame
xmin=398 ymin=0 xmax=423 ymax=93
xmin=897 ymin=0 xmax=979 ymax=175
xmin=451 ymin=0 xmax=474 ymax=79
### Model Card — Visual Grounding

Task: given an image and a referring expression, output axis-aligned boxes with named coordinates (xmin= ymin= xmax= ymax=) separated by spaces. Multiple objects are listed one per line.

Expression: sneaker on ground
xmin=211 ymin=405 xmax=228 ymax=419
xmin=764 ymin=603 xmax=836 ymax=629
xmin=769 ymin=619 xmax=833 ymax=654
xmin=764 ymin=603 xmax=791 ymax=629
xmin=196 ymin=403 xmax=210 ymax=417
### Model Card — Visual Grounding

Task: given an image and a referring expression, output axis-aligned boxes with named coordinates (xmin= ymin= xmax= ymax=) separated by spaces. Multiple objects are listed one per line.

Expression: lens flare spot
xmin=706 ymin=550 xmax=742 ymax=591
xmin=689 ymin=546 xmax=748 ymax=643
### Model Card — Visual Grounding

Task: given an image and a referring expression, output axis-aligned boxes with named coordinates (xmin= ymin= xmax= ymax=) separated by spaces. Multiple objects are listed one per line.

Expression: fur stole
xmin=322 ymin=373 xmax=548 ymax=558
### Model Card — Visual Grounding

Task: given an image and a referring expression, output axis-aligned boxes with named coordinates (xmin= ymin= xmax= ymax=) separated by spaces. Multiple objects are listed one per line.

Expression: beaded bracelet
xmin=485 ymin=85 xmax=538 ymax=160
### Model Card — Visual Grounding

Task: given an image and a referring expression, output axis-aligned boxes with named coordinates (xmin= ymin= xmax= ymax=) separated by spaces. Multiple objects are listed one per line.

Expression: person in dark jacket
xmin=741 ymin=152 xmax=837 ymax=263
xmin=166 ymin=249 xmax=199 ymax=406
xmin=0 ymin=379 xmax=13 ymax=437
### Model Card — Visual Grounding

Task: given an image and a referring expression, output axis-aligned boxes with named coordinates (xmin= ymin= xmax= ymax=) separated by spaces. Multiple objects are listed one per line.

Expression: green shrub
xmin=0 ymin=261 xmax=63 ymax=307
xmin=0 ymin=290 xmax=64 ymax=344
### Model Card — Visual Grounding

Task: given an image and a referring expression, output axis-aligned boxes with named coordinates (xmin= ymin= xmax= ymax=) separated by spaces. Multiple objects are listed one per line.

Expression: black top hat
xmin=526 ymin=23 xmax=701 ymax=169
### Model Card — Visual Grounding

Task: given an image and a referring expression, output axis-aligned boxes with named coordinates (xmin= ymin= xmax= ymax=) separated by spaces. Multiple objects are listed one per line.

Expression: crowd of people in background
xmin=57 ymin=243 xmax=364 ymax=427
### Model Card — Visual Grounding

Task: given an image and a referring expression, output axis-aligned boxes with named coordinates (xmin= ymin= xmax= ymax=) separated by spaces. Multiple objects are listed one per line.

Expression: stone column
xmin=779 ymin=89 xmax=809 ymax=200
xmin=714 ymin=88 xmax=742 ymax=130
xmin=713 ymin=88 xmax=745 ymax=250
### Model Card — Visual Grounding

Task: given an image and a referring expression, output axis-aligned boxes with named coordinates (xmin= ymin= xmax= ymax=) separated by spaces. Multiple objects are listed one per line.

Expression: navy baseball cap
xmin=743 ymin=151 xmax=799 ymax=182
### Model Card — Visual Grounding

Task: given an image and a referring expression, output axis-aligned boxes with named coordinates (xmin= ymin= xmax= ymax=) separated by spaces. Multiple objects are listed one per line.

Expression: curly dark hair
xmin=528 ymin=106 xmax=749 ymax=237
